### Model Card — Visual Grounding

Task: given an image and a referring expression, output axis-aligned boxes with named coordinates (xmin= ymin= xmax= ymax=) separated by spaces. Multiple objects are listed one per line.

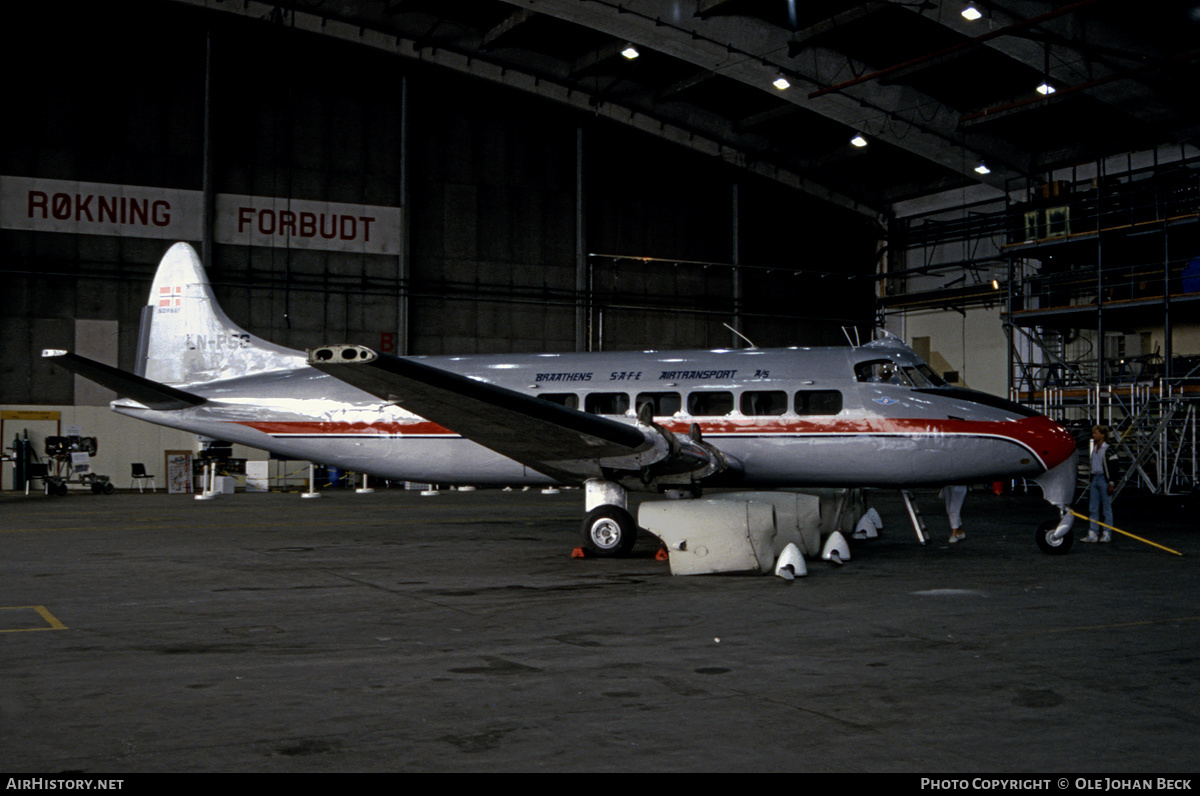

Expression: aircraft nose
xmin=1041 ymin=417 xmax=1080 ymax=469
xmin=1009 ymin=414 xmax=1079 ymax=472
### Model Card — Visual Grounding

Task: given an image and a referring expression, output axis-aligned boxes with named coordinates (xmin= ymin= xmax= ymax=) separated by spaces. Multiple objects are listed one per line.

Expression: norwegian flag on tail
xmin=158 ymin=285 xmax=183 ymax=308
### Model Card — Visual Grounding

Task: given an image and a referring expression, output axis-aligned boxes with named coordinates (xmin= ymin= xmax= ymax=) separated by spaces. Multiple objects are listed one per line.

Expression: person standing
xmin=1083 ymin=424 xmax=1117 ymax=543
xmin=943 ymin=484 xmax=968 ymax=544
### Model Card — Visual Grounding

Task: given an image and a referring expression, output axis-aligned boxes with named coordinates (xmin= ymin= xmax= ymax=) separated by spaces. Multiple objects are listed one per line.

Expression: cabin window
xmin=636 ymin=391 xmax=682 ymax=417
xmin=687 ymin=390 xmax=734 ymax=416
xmin=795 ymin=390 xmax=843 ymax=416
xmin=539 ymin=393 xmax=578 ymax=410
xmin=741 ymin=390 xmax=788 ymax=416
xmin=585 ymin=392 xmax=630 ymax=415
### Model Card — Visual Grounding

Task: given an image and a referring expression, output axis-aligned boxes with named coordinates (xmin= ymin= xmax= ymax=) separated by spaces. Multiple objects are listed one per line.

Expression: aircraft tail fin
xmin=139 ymin=243 xmax=304 ymax=385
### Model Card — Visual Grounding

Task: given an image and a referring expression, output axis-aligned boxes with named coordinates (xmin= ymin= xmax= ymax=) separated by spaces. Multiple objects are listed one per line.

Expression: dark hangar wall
xmin=1 ymin=1 xmax=877 ymax=406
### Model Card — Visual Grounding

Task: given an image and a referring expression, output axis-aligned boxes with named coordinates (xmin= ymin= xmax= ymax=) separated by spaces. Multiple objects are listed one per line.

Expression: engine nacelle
xmin=307 ymin=345 xmax=378 ymax=364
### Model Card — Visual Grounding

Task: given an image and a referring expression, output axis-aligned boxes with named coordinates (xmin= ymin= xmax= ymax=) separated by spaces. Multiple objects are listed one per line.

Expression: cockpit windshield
xmin=855 ymin=358 xmax=946 ymax=388
xmin=905 ymin=364 xmax=945 ymax=387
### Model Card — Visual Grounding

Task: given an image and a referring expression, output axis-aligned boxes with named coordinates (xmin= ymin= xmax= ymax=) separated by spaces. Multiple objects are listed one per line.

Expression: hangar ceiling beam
xmin=891 ymin=0 xmax=1191 ymax=159
xmin=497 ymin=0 xmax=1033 ymax=191
xmin=785 ymin=2 xmax=889 ymax=52
xmin=165 ymin=0 xmax=881 ymax=219
xmin=570 ymin=40 xmax=633 ymax=78
xmin=655 ymin=71 xmax=717 ymax=102
xmin=480 ymin=8 xmax=534 ymax=50
xmin=814 ymin=0 xmax=1100 ymax=99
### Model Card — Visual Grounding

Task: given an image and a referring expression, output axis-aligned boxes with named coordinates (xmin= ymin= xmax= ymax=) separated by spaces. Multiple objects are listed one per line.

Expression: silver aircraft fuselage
xmin=47 ymin=242 xmax=1081 ymax=557
xmin=112 ymin=344 xmax=1077 ymax=490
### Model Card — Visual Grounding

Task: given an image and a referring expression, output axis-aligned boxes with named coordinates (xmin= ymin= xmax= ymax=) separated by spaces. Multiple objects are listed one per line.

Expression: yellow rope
xmin=1067 ymin=509 xmax=1183 ymax=556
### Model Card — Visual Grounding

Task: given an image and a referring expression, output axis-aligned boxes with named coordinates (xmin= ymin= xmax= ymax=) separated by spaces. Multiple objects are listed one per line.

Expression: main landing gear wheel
xmin=1036 ymin=519 xmax=1074 ymax=555
xmin=581 ymin=505 xmax=638 ymax=557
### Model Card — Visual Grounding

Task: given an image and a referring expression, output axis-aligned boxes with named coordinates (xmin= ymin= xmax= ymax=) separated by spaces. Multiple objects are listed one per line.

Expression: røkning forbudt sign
xmin=1 ymin=175 xmax=401 ymax=255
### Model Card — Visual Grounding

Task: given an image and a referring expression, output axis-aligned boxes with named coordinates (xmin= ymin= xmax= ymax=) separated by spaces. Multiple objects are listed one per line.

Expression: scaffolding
xmin=886 ymin=146 xmax=1200 ymax=496
xmin=1003 ymin=150 xmax=1200 ymax=495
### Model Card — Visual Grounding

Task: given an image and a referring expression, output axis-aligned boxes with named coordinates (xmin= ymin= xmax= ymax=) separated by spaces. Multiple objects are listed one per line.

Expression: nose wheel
xmin=1036 ymin=518 xmax=1074 ymax=555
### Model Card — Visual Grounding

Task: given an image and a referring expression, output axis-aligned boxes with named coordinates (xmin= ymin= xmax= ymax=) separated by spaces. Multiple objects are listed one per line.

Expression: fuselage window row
xmin=539 ymin=389 xmax=843 ymax=418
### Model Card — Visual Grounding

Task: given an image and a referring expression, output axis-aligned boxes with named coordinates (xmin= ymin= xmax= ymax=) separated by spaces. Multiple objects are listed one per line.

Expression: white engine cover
xmin=638 ymin=499 xmax=777 ymax=576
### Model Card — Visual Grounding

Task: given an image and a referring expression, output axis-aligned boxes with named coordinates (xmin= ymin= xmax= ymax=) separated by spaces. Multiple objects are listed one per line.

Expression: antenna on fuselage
xmin=723 ymin=323 xmax=757 ymax=349
xmin=842 ymin=326 xmax=862 ymax=348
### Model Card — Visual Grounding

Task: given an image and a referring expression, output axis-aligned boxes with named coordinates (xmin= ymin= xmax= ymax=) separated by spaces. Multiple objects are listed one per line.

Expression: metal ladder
xmin=899 ymin=490 xmax=929 ymax=545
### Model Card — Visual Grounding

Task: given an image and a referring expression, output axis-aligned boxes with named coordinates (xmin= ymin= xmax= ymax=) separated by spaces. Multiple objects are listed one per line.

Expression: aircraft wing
xmin=306 ymin=345 xmax=664 ymax=484
xmin=42 ymin=350 xmax=207 ymax=410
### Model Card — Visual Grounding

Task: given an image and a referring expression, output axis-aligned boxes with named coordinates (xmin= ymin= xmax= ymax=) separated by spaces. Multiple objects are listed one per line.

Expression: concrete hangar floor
xmin=2 ymin=485 xmax=1198 ymax=773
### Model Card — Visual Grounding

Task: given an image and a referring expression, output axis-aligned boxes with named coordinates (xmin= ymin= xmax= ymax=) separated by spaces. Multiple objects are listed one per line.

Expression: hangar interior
xmin=4 ymin=0 xmax=1200 ymax=495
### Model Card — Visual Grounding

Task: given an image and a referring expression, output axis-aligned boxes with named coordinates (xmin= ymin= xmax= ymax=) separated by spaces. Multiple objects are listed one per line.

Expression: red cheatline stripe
xmin=231 ymin=415 xmax=1073 ymax=462
xmin=235 ymin=420 xmax=453 ymax=436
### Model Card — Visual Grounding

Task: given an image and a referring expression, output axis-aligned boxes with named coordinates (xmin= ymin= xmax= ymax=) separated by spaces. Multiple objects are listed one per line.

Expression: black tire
xmin=580 ymin=505 xmax=638 ymax=557
xmin=1035 ymin=519 xmax=1074 ymax=555
xmin=103 ymin=481 xmax=115 ymax=495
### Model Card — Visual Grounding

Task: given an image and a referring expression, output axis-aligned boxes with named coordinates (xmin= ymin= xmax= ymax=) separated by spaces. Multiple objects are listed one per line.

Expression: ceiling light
xmin=850 ymin=134 xmax=868 ymax=148
xmin=621 ymin=45 xmax=640 ymax=60
xmin=773 ymin=75 xmax=791 ymax=90
xmin=975 ymin=162 xmax=991 ymax=175
xmin=961 ymin=4 xmax=982 ymax=21
xmin=1037 ymin=82 xmax=1056 ymax=95
xmin=992 ymin=279 xmax=1001 ymax=290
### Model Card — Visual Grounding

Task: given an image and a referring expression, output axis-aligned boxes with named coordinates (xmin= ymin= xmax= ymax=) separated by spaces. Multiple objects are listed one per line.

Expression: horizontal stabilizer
xmin=307 ymin=344 xmax=652 ymax=482
xmin=43 ymin=350 xmax=207 ymax=410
